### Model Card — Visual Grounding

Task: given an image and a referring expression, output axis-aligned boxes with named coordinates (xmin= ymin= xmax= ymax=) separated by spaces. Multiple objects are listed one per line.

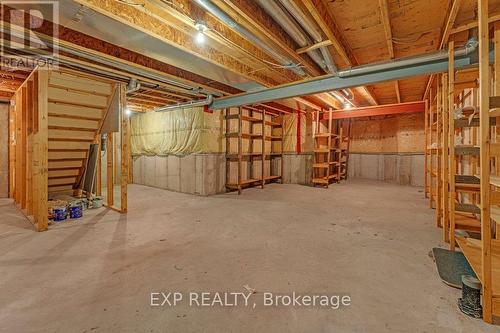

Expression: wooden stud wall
xmin=9 ymin=69 xmax=49 ymax=231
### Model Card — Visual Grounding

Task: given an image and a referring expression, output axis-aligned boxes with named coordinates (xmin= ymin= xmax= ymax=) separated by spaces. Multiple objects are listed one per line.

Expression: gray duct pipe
xmin=126 ymin=78 xmax=141 ymax=94
xmin=154 ymin=95 xmax=213 ymax=112
xmin=209 ymin=40 xmax=481 ymax=110
xmin=339 ymin=38 xmax=479 ymax=78
xmin=255 ymin=0 xmax=326 ymax=72
xmin=192 ymin=0 xmax=305 ymax=76
xmin=278 ymin=0 xmax=337 ymax=74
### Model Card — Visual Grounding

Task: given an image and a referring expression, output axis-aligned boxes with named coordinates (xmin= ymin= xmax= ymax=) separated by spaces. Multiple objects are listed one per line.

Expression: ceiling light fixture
xmin=194 ymin=21 xmax=208 ymax=45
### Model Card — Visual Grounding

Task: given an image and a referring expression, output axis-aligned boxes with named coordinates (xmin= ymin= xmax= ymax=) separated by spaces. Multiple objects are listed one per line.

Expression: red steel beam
xmin=323 ymin=101 xmax=425 ymax=119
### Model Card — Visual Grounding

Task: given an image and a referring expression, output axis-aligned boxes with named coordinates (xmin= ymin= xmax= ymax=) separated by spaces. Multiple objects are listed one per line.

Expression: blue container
xmin=53 ymin=207 xmax=67 ymax=222
xmin=69 ymin=204 xmax=83 ymax=219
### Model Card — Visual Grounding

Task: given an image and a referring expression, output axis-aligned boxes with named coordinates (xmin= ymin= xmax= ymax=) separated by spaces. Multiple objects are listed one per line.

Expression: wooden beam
xmin=423 ymin=0 xmax=463 ymax=100
xmin=296 ymin=40 xmax=333 ymax=54
xmin=300 ymin=0 xmax=379 ymax=106
xmin=215 ymin=0 xmax=322 ymax=76
xmin=73 ymin=0 xmax=297 ymax=88
xmin=440 ymin=0 xmax=464 ymax=49
xmin=120 ymin=84 xmax=128 ymax=213
xmin=323 ymin=101 xmax=425 ymax=119
xmin=0 ymin=8 xmax=300 ymax=114
xmin=479 ymin=0 xmax=492 ymax=323
xmin=378 ymin=0 xmax=401 ymax=104
xmin=451 ymin=12 xmax=500 ymax=35
xmin=35 ymin=69 xmax=48 ymax=231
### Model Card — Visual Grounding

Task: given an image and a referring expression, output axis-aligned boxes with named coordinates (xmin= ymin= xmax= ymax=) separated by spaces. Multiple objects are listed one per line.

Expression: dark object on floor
xmin=432 ymin=247 xmax=477 ymax=288
xmin=458 ymin=275 xmax=482 ymax=319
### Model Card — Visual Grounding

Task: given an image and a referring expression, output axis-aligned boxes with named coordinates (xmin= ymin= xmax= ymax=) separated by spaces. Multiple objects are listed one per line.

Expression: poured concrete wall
xmin=347 ymin=153 xmax=424 ymax=186
xmin=133 ymin=154 xmax=226 ymax=196
xmin=132 ymin=152 xmax=313 ymax=195
xmin=0 ymin=103 xmax=8 ymax=198
xmin=282 ymin=153 xmax=313 ymax=186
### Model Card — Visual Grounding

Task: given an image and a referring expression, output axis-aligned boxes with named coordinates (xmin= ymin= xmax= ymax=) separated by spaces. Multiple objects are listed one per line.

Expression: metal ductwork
xmin=255 ymin=0 xmax=326 ymax=72
xmin=209 ymin=40 xmax=482 ymax=110
xmin=0 ymin=25 xmax=217 ymax=97
xmin=192 ymin=0 xmax=306 ymax=76
xmin=154 ymin=95 xmax=213 ymax=112
xmin=126 ymin=78 xmax=141 ymax=94
xmin=339 ymin=38 xmax=479 ymax=78
xmin=278 ymin=0 xmax=338 ymax=74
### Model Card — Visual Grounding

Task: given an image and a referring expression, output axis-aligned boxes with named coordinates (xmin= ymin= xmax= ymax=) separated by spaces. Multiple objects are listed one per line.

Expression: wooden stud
xmin=120 ymin=84 xmax=128 ymax=213
xmin=479 ymin=0 xmax=493 ymax=323
xmin=448 ymin=41 xmax=456 ymax=250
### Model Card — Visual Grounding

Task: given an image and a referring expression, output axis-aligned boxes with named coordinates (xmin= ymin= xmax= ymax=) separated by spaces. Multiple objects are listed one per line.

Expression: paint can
xmin=53 ymin=207 xmax=67 ymax=222
xmin=92 ymin=197 xmax=104 ymax=209
xmin=69 ymin=204 xmax=83 ymax=219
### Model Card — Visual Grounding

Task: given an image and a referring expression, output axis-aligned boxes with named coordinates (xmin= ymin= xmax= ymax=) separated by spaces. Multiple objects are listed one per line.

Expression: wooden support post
xmin=448 ymin=41 xmax=456 ymax=250
xmin=261 ymin=109 xmax=265 ymax=189
xmin=106 ymin=133 xmax=114 ymax=205
xmin=238 ymin=107 xmax=242 ymax=195
xmin=35 ymin=70 xmax=48 ymax=232
xmin=436 ymin=82 xmax=443 ymax=227
xmin=26 ymin=81 xmax=33 ymax=216
xmin=479 ymin=0 xmax=493 ymax=323
xmin=495 ymin=22 xmax=500 ymax=240
xmin=225 ymin=108 xmax=230 ymax=189
xmin=120 ymin=84 xmax=128 ymax=213
xmin=327 ymin=109 xmax=333 ymax=189
xmin=442 ymin=73 xmax=450 ymax=242
xmin=425 ymin=94 xmax=430 ymax=199
xmin=428 ymin=99 xmax=432 ymax=206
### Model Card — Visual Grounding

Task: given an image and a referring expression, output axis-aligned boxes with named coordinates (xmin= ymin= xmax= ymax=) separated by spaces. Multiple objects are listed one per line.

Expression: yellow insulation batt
xmin=130 ymin=107 xmax=311 ymax=156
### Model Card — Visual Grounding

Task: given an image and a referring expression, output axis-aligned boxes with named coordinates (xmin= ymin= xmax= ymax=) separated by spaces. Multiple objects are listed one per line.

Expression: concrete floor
xmin=0 ymin=180 xmax=497 ymax=333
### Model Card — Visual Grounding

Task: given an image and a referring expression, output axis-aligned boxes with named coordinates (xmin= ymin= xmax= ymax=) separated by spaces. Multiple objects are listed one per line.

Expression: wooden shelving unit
xmin=312 ymin=109 xmax=349 ymax=188
xmin=428 ymin=7 xmax=500 ymax=322
xmin=225 ymin=107 xmax=283 ymax=194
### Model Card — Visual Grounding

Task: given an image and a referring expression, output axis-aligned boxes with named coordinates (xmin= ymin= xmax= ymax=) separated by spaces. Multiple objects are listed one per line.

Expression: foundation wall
xmin=347 ymin=153 xmax=424 ymax=186
xmin=346 ymin=113 xmax=425 ymax=186
xmin=132 ymin=152 xmax=314 ymax=195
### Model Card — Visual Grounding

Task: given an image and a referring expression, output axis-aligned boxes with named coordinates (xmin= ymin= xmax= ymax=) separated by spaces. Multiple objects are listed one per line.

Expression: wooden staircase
xmin=47 ymin=70 xmax=116 ymax=195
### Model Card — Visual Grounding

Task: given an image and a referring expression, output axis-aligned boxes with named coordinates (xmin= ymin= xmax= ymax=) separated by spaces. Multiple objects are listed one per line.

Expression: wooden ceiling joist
xmin=0 ymin=5 xmax=296 ymax=114
xmin=378 ymin=0 xmax=401 ymax=103
xmin=423 ymin=0 xmax=463 ymax=100
xmin=299 ymin=0 xmax=379 ymax=106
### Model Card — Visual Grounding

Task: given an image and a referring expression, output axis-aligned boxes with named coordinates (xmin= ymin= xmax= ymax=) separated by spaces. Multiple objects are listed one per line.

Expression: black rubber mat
xmin=432 ymin=247 xmax=478 ymax=289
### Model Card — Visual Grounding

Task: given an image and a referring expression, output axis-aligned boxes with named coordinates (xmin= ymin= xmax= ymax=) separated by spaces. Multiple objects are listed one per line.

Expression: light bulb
xmin=195 ymin=31 xmax=205 ymax=44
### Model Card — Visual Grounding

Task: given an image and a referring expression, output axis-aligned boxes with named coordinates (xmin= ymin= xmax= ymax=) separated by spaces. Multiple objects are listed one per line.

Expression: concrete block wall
xmin=347 ymin=153 xmax=424 ymax=186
